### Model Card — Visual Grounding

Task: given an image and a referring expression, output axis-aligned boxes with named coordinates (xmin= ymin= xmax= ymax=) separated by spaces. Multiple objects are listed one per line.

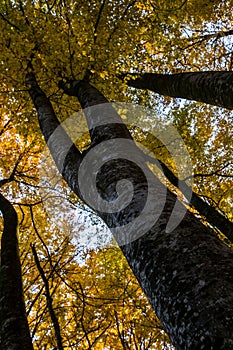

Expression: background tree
xmin=123 ymin=71 xmax=233 ymax=110
xmin=0 ymin=193 xmax=33 ymax=350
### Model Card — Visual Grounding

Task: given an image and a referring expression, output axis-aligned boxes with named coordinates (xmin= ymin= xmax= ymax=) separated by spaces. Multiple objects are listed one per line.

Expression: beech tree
xmin=26 ymin=71 xmax=233 ymax=349
xmin=0 ymin=193 xmax=33 ymax=350
xmin=123 ymin=71 xmax=233 ymax=110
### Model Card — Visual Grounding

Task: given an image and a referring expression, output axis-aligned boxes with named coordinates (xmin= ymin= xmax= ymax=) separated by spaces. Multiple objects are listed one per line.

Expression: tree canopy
xmin=0 ymin=0 xmax=233 ymax=349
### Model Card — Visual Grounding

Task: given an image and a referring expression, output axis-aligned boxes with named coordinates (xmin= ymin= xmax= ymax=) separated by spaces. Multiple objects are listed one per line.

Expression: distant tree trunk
xmin=124 ymin=71 xmax=233 ymax=109
xmin=31 ymin=245 xmax=64 ymax=350
xmin=0 ymin=193 xmax=34 ymax=350
xmin=27 ymin=73 xmax=233 ymax=350
xmin=148 ymin=157 xmax=233 ymax=242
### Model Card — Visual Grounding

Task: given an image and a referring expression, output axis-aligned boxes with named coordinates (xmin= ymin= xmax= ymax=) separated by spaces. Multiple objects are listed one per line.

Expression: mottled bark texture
xmin=124 ymin=71 xmax=233 ymax=109
xmin=28 ymin=74 xmax=233 ymax=349
xmin=0 ymin=193 xmax=34 ymax=350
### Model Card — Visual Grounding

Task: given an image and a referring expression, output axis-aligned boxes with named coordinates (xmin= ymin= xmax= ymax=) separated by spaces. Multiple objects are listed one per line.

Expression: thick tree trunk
xmin=124 ymin=71 xmax=233 ymax=109
xmin=27 ymin=74 xmax=233 ymax=350
xmin=0 ymin=193 xmax=34 ymax=350
xmin=62 ymin=79 xmax=233 ymax=242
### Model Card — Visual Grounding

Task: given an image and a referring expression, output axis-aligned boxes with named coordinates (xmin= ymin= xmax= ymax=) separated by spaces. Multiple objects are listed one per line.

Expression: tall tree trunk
xmin=123 ymin=71 xmax=233 ymax=109
xmin=0 ymin=193 xmax=34 ymax=350
xmin=26 ymin=72 xmax=83 ymax=198
xmin=27 ymin=73 xmax=233 ymax=350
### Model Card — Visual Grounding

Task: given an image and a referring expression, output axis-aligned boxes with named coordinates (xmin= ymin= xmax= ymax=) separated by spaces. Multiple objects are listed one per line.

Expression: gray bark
xmin=0 ymin=193 xmax=34 ymax=350
xmin=124 ymin=71 xmax=233 ymax=109
xmin=26 ymin=73 xmax=83 ymax=198
xmin=27 ymin=73 xmax=233 ymax=350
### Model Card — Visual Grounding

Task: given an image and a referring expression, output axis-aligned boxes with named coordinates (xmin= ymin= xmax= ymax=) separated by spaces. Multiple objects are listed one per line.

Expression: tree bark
xmin=0 ymin=193 xmax=34 ymax=350
xmin=26 ymin=72 xmax=83 ymax=198
xmin=27 ymin=74 xmax=233 ymax=350
xmin=124 ymin=71 xmax=233 ymax=109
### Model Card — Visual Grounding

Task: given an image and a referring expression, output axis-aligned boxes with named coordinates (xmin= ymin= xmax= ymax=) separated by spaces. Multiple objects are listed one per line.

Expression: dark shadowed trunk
xmin=124 ymin=71 xmax=233 ymax=109
xmin=0 ymin=193 xmax=34 ymax=350
xmin=27 ymin=73 xmax=233 ymax=350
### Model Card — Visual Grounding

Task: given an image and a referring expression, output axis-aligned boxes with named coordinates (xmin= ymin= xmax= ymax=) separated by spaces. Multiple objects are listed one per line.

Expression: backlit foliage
xmin=1 ymin=0 xmax=232 ymax=348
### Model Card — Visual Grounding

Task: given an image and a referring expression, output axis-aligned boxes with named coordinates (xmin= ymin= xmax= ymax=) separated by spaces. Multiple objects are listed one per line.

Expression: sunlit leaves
xmin=1 ymin=0 xmax=233 ymax=348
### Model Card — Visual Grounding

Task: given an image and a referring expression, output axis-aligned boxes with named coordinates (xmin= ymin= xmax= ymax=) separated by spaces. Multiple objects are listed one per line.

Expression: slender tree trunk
xmin=27 ymin=73 xmax=233 ymax=350
xmin=148 ymin=157 xmax=233 ymax=243
xmin=31 ymin=245 xmax=64 ymax=350
xmin=0 ymin=193 xmax=34 ymax=350
xmin=26 ymin=72 xmax=83 ymax=198
xmin=124 ymin=71 xmax=233 ymax=109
